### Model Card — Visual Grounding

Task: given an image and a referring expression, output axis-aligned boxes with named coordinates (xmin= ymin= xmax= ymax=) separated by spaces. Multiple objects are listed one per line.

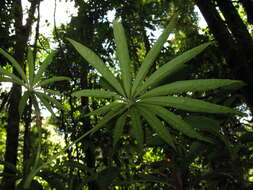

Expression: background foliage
xmin=0 ymin=0 xmax=253 ymax=189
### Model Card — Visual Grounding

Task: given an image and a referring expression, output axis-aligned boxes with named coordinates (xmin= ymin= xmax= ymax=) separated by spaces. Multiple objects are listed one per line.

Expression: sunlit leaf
xmin=36 ymin=92 xmax=64 ymax=111
xmin=113 ymin=20 xmax=132 ymax=97
xmin=140 ymin=104 xmax=213 ymax=143
xmin=140 ymin=79 xmax=246 ymax=98
xmin=37 ymin=76 xmax=70 ymax=87
xmin=0 ymin=67 xmax=26 ymax=87
xmin=0 ymin=48 xmax=27 ymax=82
xmin=36 ymin=92 xmax=56 ymax=117
xmin=140 ymin=96 xmax=241 ymax=115
xmin=132 ymin=14 xmax=178 ymax=95
xmin=72 ymin=89 xmax=120 ymax=99
xmin=136 ymin=42 xmax=213 ymax=95
xmin=67 ymin=38 xmax=125 ymax=96
xmin=18 ymin=91 xmax=30 ymax=117
xmin=33 ymin=50 xmax=57 ymax=85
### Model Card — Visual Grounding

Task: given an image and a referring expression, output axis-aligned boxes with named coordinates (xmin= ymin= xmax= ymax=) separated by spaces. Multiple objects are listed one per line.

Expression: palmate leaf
xmin=19 ymin=91 xmax=30 ymax=116
xmin=33 ymin=50 xmax=56 ymax=85
xmin=27 ymin=48 xmax=34 ymax=86
xmin=67 ymin=38 xmax=125 ymax=96
xmin=30 ymin=94 xmax=40 ymax=117
xmin=130 ymin=107 xmax=144 ymax=146
xmin=0 ymin=76 xmax=25 ymax=86
xmin=140 ymin=104 xmax=212 ymax=143
xmin=0 ymin=48 xmax=27 ymax=82
xmin=90 ymin=105 xmax=127 ymax=135
xmin=113 ymin=112 xmax=128 ymax=147
xmin=136 ymin=42 xmax=213 ymax=96
xmin=37 ymin=76 xmax=70 ymax=87
xmin=36 ymin=92 xmax=64 ymax=111
xmin=137 ymin=105 xmax=176 ymax=150
xmin=113 ymin=20 xmax=132 ymax=97
xmin=140 ymin=79 xmax=246 ymax=98
xmin=132 ymin=14 xmax=178 ymax=95
xmin=0 ymin=67 xmax=26 ymax=87
xmin=86 ymin=102 xmax=123 ymax=116
xmin=140 ymin=96 xmax=241 ymax=115
xmin=72 ymin=89 xmax=120 ymax=99
xmin=36 ymin=92 xmax=56 ymax=117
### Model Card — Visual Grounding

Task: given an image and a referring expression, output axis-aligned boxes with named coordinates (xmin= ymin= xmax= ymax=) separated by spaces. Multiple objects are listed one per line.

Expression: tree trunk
xmin=195 ymin=0 xmax=253 ymax=113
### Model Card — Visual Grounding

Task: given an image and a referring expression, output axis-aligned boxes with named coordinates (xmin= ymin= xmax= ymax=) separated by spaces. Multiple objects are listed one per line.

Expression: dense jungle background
xmin=0 ymin=0 xmax=253 ymax=189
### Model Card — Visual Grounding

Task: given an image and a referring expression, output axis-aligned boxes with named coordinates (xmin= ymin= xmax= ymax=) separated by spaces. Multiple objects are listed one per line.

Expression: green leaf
xmin=113 ymin=20 xmax=132 ymax=97
xmin=44 ymin=89 xmax=62 ymax=96
xmin=137 ymin=105 xmax=175 ymax=149
xmin=140 ymin=79 xmax=246 ymax=98
xmin=136 ymin=42 xmax=213 ymax=96
xmin=0 ymin=68 xmax=26 ymax=87
xmin=72 ymin=89 xmax=120 ymax=99
xmin=36 ymin=92 xmax=64 ymax=111
xmin=86 ymin=102 xmax=123 ymax=116
xmin=37 ymin=76 xmax=70 ymax=87
xmin=130 ymin=107 xmax=144 ymax=146
xmin=27 ymin=48 xmax=34 ymax=86
xmin=33 ymin=51 xmax=56 ymax=85
xmin=36 ymin=92 xmax=56 ymax=117
xmin=30 ymin=94 xmax=40 ymax=117
xmin=0 ymin=76 xmax=25 ymax=86
xmin=113 ymin=112 xmax=128 ymax=147
xmin=0 ymin=48 xmax=27 ymax=82
xmin=19 ymin=91 xmax=30 ymax=117
xmin=91 ymin=105 xmax=127 ymax=135
xmin=132 ymin=14 xmax=177 ymax=95
xmin=140 ymin=96 xmax=241 ymax=115
xmin=141 ymin=104 xmax=212 ymax=143
xmin=67 ymin=38 xmax=125 ymax=96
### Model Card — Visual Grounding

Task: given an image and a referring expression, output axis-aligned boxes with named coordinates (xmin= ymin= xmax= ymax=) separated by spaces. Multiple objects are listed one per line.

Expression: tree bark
xmin=195 ymin=0 xmax=253 ymax=113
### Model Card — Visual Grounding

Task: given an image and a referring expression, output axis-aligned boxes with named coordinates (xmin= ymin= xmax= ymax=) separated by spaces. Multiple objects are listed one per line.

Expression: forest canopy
xmin=0 ymin=0 xmax=253 ymax=190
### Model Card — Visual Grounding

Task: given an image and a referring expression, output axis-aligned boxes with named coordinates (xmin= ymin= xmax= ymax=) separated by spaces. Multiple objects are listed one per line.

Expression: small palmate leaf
xmin=113 ymin=20 xmax=132 ymax=97
xmin=36 ymin=92 xmax=56 ymax=117
xmin=113 ymin=112 xmax=128 ymax=147
xmin=0 ymin=48 xmax=27 ymax=82
xmin=130 ymin=107 xmax=144 ymax=146
xmin=67 ymin=38 xmax=125 ymax=96
xmin=140 ymin=79 xmax=246 ymax=98
xmin=132 ymin=14 xmax=178 ymax=95
xmin=140 ymin=96 xmax=241 ymax=115
xmin=0 ymin=76 xmax=25 ymax=86
xmin=136 ymin=42 xmax=213 ymax=96
xmin=30 ymin=94 xmax=40 ymax=117
xmin=0 ymin=67 xmax=26 ymax=87
xmin=86 ymin=102 xmax=123 ymax=116
xmin=36 ymin=92 xmax=64 ymax=111
xmin=72 ymin=89 xmax=120 ymax=99
xmin=37 ymin=76 xmax=70 ymax=87
xmin=137 ymin=105 xmax=176 ymax=149
xmin=141 ymin=104 xmax=212 ymax=143
xmin=33 ymin=50 xmax=56 ymax=85
xmin=18 ymin=91 xmax=30 ymax=117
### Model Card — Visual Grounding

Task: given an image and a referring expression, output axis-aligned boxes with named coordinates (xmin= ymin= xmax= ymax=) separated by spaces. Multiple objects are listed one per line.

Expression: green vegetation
xmin=0 ymin=0 xmax=253 ymax=189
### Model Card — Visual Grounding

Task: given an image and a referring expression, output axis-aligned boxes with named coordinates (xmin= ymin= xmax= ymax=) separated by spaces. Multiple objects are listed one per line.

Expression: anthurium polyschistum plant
xmin=67 ymin=16 xmax=245 ymax=150
xmin=0 ymin=48 xmax=70 ymax=188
